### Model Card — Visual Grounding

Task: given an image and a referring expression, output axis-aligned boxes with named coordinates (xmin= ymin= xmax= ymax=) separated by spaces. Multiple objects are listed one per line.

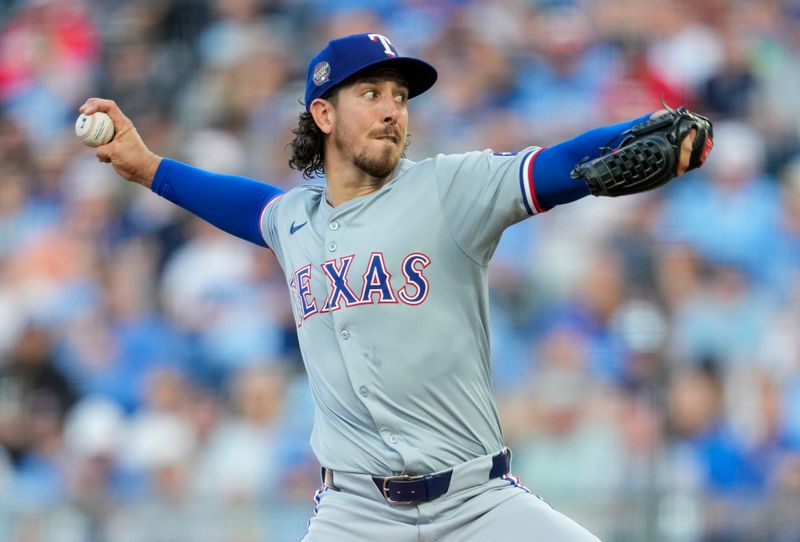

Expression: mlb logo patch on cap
xmin=313 ymin=61 xmax=331 ymax=87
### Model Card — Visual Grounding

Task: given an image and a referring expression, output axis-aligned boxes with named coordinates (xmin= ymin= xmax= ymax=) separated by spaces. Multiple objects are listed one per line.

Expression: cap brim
xmin=331 ymin=57 xmax=438 ymax=100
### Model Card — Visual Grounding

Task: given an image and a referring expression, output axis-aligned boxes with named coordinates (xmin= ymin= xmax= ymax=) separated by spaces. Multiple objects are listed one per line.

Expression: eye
xmin=395 ymin=93 xmax=408 ymax=104
xmin=363 ymin=90 xmax=376 ymax=100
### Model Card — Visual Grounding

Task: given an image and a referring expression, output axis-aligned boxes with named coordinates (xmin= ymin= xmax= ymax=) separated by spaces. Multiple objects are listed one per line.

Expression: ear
xmin=310 ymin=99 xmax=334 ymax=135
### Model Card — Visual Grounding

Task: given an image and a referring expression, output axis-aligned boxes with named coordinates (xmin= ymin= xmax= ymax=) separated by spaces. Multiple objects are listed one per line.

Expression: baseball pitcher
xmin=79 ymin=32 xmax=712 ymax=541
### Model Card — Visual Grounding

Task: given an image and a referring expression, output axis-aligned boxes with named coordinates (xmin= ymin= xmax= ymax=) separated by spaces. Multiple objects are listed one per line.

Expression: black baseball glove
xmin=570 ymin=104 xmax=713 ymax=197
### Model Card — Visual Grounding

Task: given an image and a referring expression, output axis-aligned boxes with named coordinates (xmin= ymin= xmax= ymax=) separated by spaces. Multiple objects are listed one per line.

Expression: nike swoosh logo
xmin=290 ymin=220 xmax=308 ymax=235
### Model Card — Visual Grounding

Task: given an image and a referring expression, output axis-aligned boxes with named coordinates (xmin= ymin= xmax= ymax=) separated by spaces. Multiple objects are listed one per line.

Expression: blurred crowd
xmin=1 ymin=0 xmax=800 ymax=540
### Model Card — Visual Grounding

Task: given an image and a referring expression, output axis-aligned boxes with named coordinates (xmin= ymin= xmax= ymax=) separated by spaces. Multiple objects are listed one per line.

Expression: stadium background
xmin=1 ymin=0 xmax=800 ymax=540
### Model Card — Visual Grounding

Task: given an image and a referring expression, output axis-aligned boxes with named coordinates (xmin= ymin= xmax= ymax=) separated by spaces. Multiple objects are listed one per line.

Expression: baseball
xmin=75 ymin=111 xmax=115 ymax=147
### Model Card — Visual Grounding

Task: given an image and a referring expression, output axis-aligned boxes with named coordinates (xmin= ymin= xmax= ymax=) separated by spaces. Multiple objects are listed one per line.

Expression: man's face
xmin=329 ymin=72 xmax=409 ymax=179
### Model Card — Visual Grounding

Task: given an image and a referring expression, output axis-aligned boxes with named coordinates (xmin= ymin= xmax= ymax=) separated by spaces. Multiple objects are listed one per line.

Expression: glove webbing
xmin=572 ymin=135 xmax=676 ymax=197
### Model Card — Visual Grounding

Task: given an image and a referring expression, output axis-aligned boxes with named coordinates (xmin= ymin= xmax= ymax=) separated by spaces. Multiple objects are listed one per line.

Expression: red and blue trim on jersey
xmin=501 ymin=472 xmax=532 ymax=493
xmin=312 ymin=485 xmax=325 ymax=515
xmin=502 ymin=472 xmax=553 ymax=508
xmin=305 ymin=484 xmax=324 ymax=534
xmin=518 ymin=148 xmax=548 ymax=216
xmin=306 ymin=482 xmax=337 ymax=533
xmin=259 ymin=193 xmax=284 ymax=253
xmin=259 ymin=193 xmax=284 ymax=232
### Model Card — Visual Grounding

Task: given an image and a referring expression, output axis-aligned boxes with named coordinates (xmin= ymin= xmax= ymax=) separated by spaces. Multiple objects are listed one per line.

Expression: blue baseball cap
xmin=304 ymin=33 xmax=438 ymax=111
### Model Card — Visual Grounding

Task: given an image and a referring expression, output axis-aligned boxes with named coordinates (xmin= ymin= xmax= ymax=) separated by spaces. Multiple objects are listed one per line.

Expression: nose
xmin=380 ymin=95 xmax=400 ymax=124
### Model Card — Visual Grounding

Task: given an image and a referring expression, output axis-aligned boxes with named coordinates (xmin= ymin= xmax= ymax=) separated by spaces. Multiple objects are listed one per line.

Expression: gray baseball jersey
xmin=260 ymin=146 xmax=544 ymax=476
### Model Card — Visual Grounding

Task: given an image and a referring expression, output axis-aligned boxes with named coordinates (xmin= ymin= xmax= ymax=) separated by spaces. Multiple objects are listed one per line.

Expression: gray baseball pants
xmin=302 ymin=450 xmax=601 ymax=541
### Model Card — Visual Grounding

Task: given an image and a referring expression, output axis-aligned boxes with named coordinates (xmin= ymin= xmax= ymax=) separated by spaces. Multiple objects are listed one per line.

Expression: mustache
xmin=371 ymin=128 xmax=402 ymax=139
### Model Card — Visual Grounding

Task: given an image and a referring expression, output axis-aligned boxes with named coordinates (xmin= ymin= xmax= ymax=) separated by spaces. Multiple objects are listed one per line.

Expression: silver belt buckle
xmin=382 ymin=474 xmax=418 ymax=505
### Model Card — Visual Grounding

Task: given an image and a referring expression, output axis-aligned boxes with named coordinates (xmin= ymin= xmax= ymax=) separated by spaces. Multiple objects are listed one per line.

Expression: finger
xmin=95 ymin=145 xmax=112 ymax=163
xmin=79 ymin=97 xmax=134 ymax=133
xmin=677 ymin=128 xmax=697 ymax=176
xmin=80 ymin=97 xmax=119 ymax=115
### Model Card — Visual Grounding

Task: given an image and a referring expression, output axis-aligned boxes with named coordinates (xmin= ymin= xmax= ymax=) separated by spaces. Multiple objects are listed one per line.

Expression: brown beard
xmin=334 ymin=128 xmax=402 ymax=180
xmin=353 ymin=145 xmax=399 ymax=179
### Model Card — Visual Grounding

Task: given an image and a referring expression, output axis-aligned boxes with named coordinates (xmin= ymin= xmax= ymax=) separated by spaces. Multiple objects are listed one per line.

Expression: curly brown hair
xmin=289 ymin=89 xmax=341 ymax=179
xmin=288 ymin=105 xmax=329 ymax=180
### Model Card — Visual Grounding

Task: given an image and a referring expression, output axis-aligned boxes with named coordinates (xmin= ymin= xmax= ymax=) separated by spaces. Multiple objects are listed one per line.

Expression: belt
xmin=375 ymin=449 xmax=511 ymax=505
xmin=324 ymin=448 xmax=511 ymax=506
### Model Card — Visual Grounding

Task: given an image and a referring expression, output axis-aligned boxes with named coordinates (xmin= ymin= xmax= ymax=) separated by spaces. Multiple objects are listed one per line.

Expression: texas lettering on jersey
xmin=288 ymin=252 xmax=431 ymax=327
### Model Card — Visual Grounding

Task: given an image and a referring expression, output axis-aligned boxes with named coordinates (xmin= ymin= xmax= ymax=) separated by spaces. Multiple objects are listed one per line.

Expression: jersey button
xmin=329 ymin=222 xmax=339 ymax=231
xmin=359 ymin=385 xmax=369 ymax=397
xmin=328 ymin=242 xmax=337 ymax=252
xmin=340 ymin=329 xmax=350 ymax=340
xmin=388 ymin=434 xmax=399 ymax=444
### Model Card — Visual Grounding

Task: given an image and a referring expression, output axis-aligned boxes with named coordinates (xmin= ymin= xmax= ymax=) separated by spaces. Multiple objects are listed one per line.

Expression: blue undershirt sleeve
xmin=151 ymin=159 xmax=283 ymax=248
xmin=533 ymin=112 xmax=653 ymax=209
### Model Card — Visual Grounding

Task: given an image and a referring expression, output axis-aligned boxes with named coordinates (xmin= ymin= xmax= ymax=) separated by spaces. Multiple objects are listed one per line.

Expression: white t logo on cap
xmin=368 ymin=33 xmax=396 ymax=57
